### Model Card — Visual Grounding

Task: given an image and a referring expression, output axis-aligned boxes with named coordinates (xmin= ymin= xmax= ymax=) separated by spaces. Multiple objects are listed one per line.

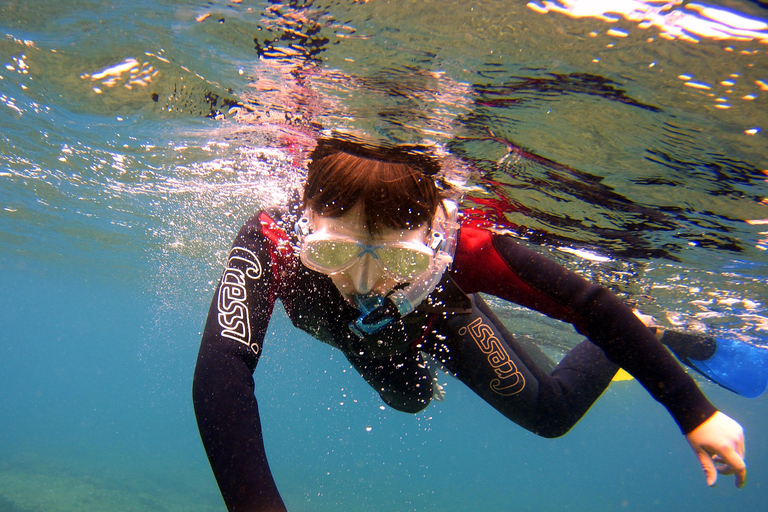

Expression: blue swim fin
xmin=661 ymin=331 xmax=768 ymax=398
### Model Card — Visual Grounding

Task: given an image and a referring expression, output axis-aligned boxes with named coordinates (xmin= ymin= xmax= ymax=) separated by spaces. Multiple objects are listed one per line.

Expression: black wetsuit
xmin=193 ymin=207 xmax=717 ymax=512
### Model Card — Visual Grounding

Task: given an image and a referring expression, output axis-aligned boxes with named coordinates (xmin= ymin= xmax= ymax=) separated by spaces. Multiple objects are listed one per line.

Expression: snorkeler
xmin=193 ymin=137 xmax=747 ymax=512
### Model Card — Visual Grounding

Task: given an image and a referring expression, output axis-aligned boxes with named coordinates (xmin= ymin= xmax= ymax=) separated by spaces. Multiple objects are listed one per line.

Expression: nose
xmin=347 ymin=253 xmax=382 ymax=295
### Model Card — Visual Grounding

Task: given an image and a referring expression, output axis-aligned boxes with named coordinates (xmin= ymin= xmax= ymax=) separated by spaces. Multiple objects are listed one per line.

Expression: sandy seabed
xmin=0 ymin=467 xmax=217 ymax=512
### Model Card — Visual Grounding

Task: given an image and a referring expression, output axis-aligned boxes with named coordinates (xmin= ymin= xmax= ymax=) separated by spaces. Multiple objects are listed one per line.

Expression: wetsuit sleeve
xmin=192 ymin=213 xmax=287 ymax=512
xmin=450 ymin=226 xmax=717 ymax=434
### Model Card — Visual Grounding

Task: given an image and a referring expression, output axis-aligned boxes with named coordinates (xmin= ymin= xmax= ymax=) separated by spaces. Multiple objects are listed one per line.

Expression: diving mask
xmin=297 ymin=221 xmax=443 ymax=282
xmin=296 ymin=200 xmax=459 ymax=334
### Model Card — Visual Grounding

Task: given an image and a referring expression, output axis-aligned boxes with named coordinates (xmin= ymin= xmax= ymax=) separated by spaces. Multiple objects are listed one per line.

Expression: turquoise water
xmin=1 ymin=0 xmax=767 ymax=510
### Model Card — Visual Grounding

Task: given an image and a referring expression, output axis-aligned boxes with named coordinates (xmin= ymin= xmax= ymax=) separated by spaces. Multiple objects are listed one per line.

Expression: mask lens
xmin=377 ymin=246 xmax=432 ymax=280
xmin=303 ymin=240 xmax=360 ymax=271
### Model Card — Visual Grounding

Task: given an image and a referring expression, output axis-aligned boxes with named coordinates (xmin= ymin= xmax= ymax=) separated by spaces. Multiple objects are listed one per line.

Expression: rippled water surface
xmin=1 ymin=1 xmax=767 ymax=511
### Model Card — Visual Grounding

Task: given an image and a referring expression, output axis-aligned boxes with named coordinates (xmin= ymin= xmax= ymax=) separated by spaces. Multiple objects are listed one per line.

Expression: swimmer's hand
xmin=685 ymin=411 xmax=746 ymax=488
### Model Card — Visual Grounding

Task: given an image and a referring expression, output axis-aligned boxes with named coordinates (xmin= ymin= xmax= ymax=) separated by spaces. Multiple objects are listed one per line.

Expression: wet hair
xmin=302 ymin=137 xmax=443 ymax=233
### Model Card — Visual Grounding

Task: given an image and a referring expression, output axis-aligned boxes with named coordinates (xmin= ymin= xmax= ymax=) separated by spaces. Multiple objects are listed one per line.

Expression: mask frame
xmin=296 ymin=199 xmax=460 ymax=335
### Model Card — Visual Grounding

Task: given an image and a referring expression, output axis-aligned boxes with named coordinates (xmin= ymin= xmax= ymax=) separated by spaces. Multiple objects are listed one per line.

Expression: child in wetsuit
xmin=193 ymin=137 xmax=746 ymax=512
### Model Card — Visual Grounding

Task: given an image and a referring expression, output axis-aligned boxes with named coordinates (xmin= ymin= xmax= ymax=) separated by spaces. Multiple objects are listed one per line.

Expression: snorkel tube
xmin=388 ymin=199 xmax=459 ymax=317
xmin=350 ymin=199 xmax=460 ymax=336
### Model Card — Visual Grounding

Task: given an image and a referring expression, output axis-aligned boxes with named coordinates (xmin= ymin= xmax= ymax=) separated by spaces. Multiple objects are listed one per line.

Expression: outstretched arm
xmin=193 ymin=213 xmax=288 ymax=511
xmin=635 ymin=312 xmax=747 ymax=487
xmin=451 ymin=226 xmax=746 ymax=487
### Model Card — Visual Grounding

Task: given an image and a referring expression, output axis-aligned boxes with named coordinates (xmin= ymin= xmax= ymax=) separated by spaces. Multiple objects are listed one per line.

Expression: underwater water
xmin=1 ymin=0 xmax=767 ymax=510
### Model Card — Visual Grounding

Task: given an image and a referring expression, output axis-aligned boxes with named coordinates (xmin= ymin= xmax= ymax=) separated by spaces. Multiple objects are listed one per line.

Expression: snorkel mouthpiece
xmin=349 ymin=294 xmax=398 ymax=337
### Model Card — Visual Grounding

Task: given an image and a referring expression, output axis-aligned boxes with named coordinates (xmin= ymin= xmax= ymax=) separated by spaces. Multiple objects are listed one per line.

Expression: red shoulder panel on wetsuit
xmin=258 ymin=212 xmax=292 ymax=254
xmin=450 ymin=225 xmax=576 ymax=323
xmin=258 ymin=211 xmax=296 ymax=291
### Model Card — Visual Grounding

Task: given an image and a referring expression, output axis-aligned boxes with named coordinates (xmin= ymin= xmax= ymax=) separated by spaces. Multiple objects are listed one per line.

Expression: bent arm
xmin=451 ymin=226 xmax=717 ymax=434
xmin=193 ymin=214 xmax=288 ymax=512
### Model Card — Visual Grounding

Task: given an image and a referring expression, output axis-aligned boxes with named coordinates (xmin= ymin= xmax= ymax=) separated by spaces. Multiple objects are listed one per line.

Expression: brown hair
xmin=302 ymin=138 xmax=443 ymax=233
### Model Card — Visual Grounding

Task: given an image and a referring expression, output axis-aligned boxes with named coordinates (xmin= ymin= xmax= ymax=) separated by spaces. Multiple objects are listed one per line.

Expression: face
xmin=306 ymin=203 xmax=430 ymax=301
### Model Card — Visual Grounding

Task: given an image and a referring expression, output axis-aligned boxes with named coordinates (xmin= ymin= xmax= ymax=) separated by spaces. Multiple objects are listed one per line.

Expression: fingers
xmin=736 ymin=468 xmax=747 ymax=488
xmin=713 ymin=455 xmax=735 ymax=476
xmin=726 ymin=423 xmax=747 ymax=488
xmin=695 ymin=449 xmax=718 ymax=487
xmin=699 ymin=449 xmax=747 ymax=488
xmin=721 ymin=450 xmax=747 ymax=489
